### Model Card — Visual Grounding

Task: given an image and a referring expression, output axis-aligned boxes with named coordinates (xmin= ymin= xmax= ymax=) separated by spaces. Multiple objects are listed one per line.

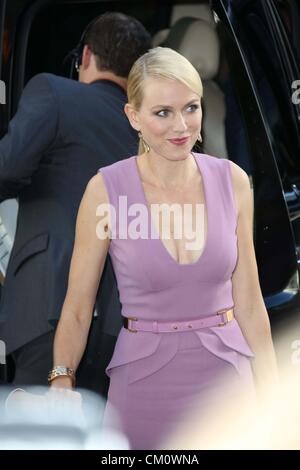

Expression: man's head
xmin=77 ymin=12 xmax=152 ymax=87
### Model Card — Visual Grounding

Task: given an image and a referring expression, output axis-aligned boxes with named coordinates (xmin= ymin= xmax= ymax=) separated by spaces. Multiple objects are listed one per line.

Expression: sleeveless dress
xmin=99 ymin=153 xmax=256 ymax=450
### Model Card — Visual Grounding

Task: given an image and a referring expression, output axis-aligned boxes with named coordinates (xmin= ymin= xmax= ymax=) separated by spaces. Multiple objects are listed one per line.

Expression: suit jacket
xmin=0 ymin=73 xmax=137 ymax=354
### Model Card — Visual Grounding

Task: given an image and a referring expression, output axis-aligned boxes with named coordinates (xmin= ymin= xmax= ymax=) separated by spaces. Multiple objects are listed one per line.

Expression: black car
xmin=1 ymin=0 xmax=300 ymax=373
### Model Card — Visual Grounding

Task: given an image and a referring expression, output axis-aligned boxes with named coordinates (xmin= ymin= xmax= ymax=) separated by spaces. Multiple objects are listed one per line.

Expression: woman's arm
xmin=229 ymin=161 xmax=279 ymax=393
xmin=51 ymin=172 xmax=111 ymax=388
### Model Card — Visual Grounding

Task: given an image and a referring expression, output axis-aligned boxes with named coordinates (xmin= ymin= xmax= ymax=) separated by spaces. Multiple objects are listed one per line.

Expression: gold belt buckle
xmin=217 ymin=308 xmax=233 ymax=327
xmin=127 ymin=316 xmax=138 ymax=333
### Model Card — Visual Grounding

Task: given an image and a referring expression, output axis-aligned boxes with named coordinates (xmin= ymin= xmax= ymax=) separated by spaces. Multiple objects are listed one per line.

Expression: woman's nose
xmin=173 ymin=113 xmax=188 ymax=132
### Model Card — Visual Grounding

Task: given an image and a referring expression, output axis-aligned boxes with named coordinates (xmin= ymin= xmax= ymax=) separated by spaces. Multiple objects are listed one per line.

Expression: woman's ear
xmin=124 ymin=103 xmax=140 ymax=131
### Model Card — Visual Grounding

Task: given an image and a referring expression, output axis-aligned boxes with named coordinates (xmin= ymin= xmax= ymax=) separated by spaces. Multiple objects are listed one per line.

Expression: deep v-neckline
xmin=132 ymin=153 xmax=210 ymax=267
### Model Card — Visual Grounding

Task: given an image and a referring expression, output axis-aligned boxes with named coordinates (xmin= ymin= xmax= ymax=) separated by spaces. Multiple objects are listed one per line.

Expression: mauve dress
xmin=99 ymin=153 xmax=256 ymax=450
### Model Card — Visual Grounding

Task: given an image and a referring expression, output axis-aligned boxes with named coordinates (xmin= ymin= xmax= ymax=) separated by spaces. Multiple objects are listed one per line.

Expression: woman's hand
xmin=46 ymin=387 xmax=83 ymax=414
xmin=5 ymin=386 xmax=85 ymax=426
xmin=49 ymin=375 xmax=74 ymax=389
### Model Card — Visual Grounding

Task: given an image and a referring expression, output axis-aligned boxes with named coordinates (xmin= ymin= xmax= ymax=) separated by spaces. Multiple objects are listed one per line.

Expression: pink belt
xmin=123 ymin=308 xmax=234 ymax=333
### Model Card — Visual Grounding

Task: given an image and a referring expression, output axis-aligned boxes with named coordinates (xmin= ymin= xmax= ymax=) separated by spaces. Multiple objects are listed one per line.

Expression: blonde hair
xmin=127 ymin=47 xmax=203 ymax=154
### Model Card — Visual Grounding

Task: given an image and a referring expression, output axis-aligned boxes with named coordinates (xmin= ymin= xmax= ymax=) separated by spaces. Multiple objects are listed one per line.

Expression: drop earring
xmin=138 ymin=131 xmax=150 ymax=153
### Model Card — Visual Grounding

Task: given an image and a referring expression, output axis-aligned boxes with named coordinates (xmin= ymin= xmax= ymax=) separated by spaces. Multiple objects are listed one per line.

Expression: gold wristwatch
xmin=48 ymin=366 xmax=76 ymax=387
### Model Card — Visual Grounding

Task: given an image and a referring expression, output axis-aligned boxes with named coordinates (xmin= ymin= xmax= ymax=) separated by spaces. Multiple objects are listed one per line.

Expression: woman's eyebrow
xmin=150 ymin=99 xmax=200 ymax=111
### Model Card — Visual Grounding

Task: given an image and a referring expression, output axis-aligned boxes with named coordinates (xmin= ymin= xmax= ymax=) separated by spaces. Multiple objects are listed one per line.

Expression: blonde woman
xmin=50 ymin=47 xmax=278 ymax=449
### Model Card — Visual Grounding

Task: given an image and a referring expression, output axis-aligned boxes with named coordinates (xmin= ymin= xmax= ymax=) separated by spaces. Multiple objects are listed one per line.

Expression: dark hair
xmin=83 ymin=12 xmax=152 ymax=77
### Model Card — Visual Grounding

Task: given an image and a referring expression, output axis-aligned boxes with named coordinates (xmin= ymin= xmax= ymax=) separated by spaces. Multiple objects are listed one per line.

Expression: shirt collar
xmin=89 ymin=79 xmax=127 ymax=96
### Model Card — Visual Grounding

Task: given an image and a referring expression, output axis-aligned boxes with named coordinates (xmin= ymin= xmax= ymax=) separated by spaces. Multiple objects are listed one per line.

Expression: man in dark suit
xmin=0 ymin=12 xmax=151 ymax=397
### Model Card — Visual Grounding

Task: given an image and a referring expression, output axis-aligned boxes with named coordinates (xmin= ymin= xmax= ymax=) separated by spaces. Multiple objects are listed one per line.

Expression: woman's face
xmin=133 ymin=76 xmax=202 ymax=161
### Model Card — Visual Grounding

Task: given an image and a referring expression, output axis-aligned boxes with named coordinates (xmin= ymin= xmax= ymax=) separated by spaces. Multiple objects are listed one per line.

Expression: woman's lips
xmin=168 ymin=137 xmax=189 ymax=146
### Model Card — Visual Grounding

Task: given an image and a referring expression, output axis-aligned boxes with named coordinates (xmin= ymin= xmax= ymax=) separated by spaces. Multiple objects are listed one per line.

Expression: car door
xmin=212 ymin=0 xmax=300 ymax=320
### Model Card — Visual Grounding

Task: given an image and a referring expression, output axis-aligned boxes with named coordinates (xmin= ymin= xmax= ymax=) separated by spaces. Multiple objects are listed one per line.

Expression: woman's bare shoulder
xmin=228 ymin=160 xmax=253 ymax=215
xmin=228 ymin=160 xmax=250 ymax=185
xmin=84 ymin=172 xmax=110 ymax=205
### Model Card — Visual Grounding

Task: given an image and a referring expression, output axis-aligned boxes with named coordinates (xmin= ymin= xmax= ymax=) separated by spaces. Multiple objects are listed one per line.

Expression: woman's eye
xmin=186 ymin=104 xmax=199 ymax=112
xmin=155 ymin=110 xmax=169 ymax=117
